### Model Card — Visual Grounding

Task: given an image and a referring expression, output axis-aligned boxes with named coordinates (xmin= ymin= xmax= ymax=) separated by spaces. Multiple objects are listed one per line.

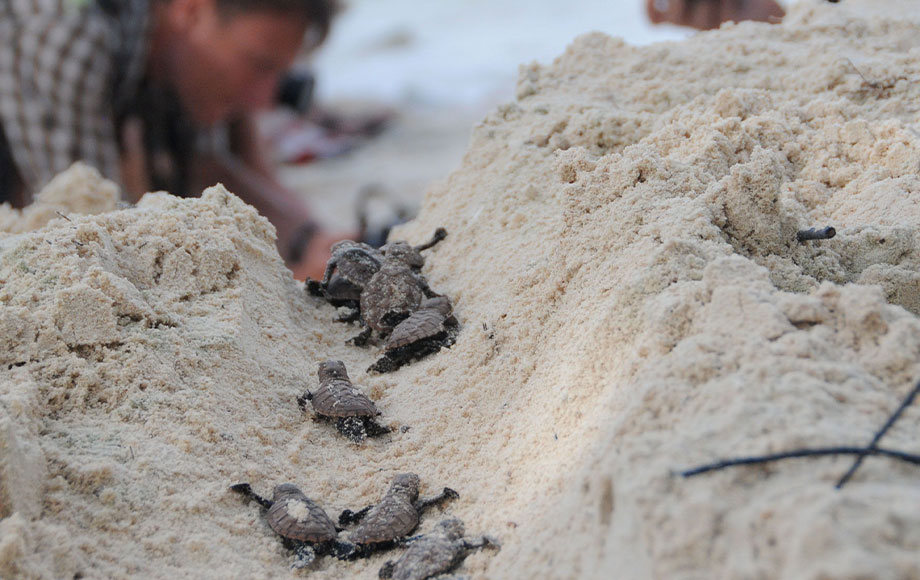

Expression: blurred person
xmin=646 ymin=0 xmax=785 ymax=30
xmin=0 ymin=0 xmax=343 ymax=279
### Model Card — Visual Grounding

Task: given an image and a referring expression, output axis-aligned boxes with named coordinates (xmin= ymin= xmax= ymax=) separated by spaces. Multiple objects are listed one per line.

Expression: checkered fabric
xmin=0 ymin=0 xmax=149 ymax=198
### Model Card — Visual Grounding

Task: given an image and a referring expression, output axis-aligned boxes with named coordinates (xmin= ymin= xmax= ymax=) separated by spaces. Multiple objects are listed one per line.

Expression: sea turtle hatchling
xmin=368 ymin=296 xmax=460 ymax=374
xmin=347 ymin=230 xmax=448 ymax=347
xmin=298 ymin=360 xmax=391 ymax=442
xmin=309 ymin=240 xmax=383 ymax=305
xmin=306 ymin=229 xmax=447 ymax=311
xmin=378 ymin=518 xmax=500 ymax=580
xmin=230 ymin=482 xmax=350 ymax=567
xmin=349 ymin=259 xmax=437 ymax=347
xmin=338 ymin=473 xmax=460 ymax=559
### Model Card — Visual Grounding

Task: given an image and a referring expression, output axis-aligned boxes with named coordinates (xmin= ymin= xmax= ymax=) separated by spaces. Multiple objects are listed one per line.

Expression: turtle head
xmin=389 ymin=472 xmax=420 ymax=502
xmin=324 ymin=243 xmax=381 ymax=285
xmin=382 ymin=241 xmax=425 ymax=269
xmin=421 ymin=296 xmax=452 ymax=317
xmin=272 ymin=483 xmax=305 ymax=502
xmin=434 ymin=518 xmax=465 ymax=541
xmin=318 ymin=360 xmax=349 ymax=382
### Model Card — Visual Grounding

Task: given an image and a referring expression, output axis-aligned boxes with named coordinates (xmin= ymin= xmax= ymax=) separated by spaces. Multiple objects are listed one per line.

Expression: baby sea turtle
xmin=298 ymin=360 xmax=390 ymax=442
xmin=310 ymin=240 xmax=383 ymax=305
xmin=350 ymin=260 xmax=434 ymax=346
xmin=306 ymin=229 xmax=447 ymax=310
xmin=378 ymin=518 xmax=500 ymax=580
xmin=347 ymin=231 xmax=448 ymax=346
xmin=338 ymin=473 xmax=460 ymax=559
xmin=368 ymin=296 xmax=460 ymax=374
xmin=230 ymin=482 xmax=349 ymax=567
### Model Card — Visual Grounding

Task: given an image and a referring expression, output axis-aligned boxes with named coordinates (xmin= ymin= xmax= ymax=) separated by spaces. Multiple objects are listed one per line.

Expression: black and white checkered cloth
xmin=0 ymin=0 xmax=149 ymax=197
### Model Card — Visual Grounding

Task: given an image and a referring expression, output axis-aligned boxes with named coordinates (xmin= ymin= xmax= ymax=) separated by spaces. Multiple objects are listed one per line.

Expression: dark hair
xmin=215 ymin=0 xmax=339 ymax=47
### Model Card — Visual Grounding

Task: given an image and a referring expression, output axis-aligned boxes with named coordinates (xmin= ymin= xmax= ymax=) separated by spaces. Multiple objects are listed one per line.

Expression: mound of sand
xmin=2 ymin=1 xmax=920 ymax=578
xmin=0 ymin=163 xmax=120 ymax=234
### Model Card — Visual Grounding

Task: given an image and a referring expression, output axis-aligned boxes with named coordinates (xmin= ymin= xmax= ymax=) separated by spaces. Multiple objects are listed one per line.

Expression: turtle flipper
xmin=348 ymin=327 xmax=373 ymax=347
xmin=305 ymin=278 xmax=325 ymax=297
xmin=229 ymin=483 xmax=273 ymax=510
xmin=339 ymin=505 xmax=373 ymax=526
xmin=363 ymin=418 xmax=392 ymax=438
xmin=335 ymin=304 xmax=361 ymax=323
xmin=367 ymin=354 xmax=399 ymax=374
xmin=415 ymin=487 xmax=460 ymax=515
xmin=414 ymin=228 xmax=447 ymax=252
xmin=291 ymin=543 xmax=316 ymax=568
xmin=336 ymin=416 xmax=368 ymax=443
xmin=378 ymin=560 xmax=396 ymax=579
xmin=331 ymin=539 xmax=358 ymax=561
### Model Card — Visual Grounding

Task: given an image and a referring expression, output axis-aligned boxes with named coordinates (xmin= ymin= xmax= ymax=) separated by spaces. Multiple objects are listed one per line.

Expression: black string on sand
xmin=679 ymin=446 xmax=920 ymax=478
xmin=834 ymin=378 xmax=920 ymax=488
xmin=678 ymin=378 xmax=920 ymax=485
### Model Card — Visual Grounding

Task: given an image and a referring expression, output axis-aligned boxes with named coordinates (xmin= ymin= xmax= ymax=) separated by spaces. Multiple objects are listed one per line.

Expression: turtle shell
xmin=360 ymin=263 xmax=425 ymax=334
xmin=267 ymin=484 xmax=337 ymax=543
xmin=386 ymin=519 xmax=467 ymax=580
xmin=350 ymin=473 xmax=420 ymax=544
xmin=312 ymin=360 xmax=379 ymax=418
xmin=385 ymin=297 xmax=452 ymax=351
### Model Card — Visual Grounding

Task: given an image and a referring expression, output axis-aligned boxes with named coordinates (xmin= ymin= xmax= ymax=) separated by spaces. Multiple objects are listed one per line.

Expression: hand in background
xmin=288 ymin=230 xmax=350 ymax=281
xmin=646 ymin=0 xmax=784 ymax=30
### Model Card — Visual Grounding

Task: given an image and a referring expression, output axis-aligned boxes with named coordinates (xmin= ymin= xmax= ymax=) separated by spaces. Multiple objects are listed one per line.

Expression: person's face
xmin=166 ymin=0 xmax=309 ymax=125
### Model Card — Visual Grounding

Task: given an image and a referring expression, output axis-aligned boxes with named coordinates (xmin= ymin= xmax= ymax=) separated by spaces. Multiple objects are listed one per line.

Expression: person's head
xmin=151 ymin=0 xmax=337 ymax=125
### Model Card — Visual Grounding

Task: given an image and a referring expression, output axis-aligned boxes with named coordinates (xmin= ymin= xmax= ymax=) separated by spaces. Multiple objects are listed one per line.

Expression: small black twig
xmin=834 ymin=378 xmax=920 ymax=488
xmin=679 ymin=446 xmax=920 ymax=478
xmin=55 ymin=211 xmax=72 ymax=222
xmin=797 ymin=226 xmax=836 ymax=243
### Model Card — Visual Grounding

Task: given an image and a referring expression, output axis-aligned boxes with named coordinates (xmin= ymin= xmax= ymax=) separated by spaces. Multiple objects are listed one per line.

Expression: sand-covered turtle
xmin=338 ymin=473 xmax=460 ymax=559
xmin=298 ymin=360 xmax=390 ymax=442
xmin=306 ymin=229 xmax=447 ymax=314
xmin=308 ymin=240 xmax=383 ymax=305
xmin=230 ymin=482 xmax=349 ymax=567
xmin=368 ymin=296 xmax=460 ymax=373
xmin=346 ymin=230 xmax=448 ymax=346
xmin=378 ymin=518 xmax=500 ymax=580
xmin=349 ymin=260 xmax=433 ymax=346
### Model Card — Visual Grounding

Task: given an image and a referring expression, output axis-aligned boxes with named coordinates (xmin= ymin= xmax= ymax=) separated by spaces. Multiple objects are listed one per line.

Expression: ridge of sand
xmin=2 ymin=1 xmax=920 ymax=578
xmin=0 ymin=163 xmax=120 ymax=234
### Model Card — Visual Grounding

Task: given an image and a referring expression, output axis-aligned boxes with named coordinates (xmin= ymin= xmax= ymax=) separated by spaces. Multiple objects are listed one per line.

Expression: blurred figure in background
xmin=0 ymin=0 xmax=343 ymax=279
xmin=646 ymin=0 xmax=785 ymax=30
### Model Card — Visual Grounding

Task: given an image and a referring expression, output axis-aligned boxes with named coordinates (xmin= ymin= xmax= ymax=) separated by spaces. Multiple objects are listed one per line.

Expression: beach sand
xmin=2 ymin=1 xmax=920 ymax=578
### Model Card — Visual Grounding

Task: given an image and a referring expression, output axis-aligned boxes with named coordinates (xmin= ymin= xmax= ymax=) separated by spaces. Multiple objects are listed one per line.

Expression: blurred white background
xmin=311 ymin=0 xmax=692 ymax=109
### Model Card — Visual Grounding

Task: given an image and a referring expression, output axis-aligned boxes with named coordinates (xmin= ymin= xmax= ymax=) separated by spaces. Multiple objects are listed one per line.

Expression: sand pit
xmin=3 ymin=1 xmax=920 ymax=578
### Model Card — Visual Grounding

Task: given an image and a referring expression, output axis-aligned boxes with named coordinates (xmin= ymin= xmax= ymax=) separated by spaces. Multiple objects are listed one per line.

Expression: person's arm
xmin=646 ymin=0 xmax=784 ymax=30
